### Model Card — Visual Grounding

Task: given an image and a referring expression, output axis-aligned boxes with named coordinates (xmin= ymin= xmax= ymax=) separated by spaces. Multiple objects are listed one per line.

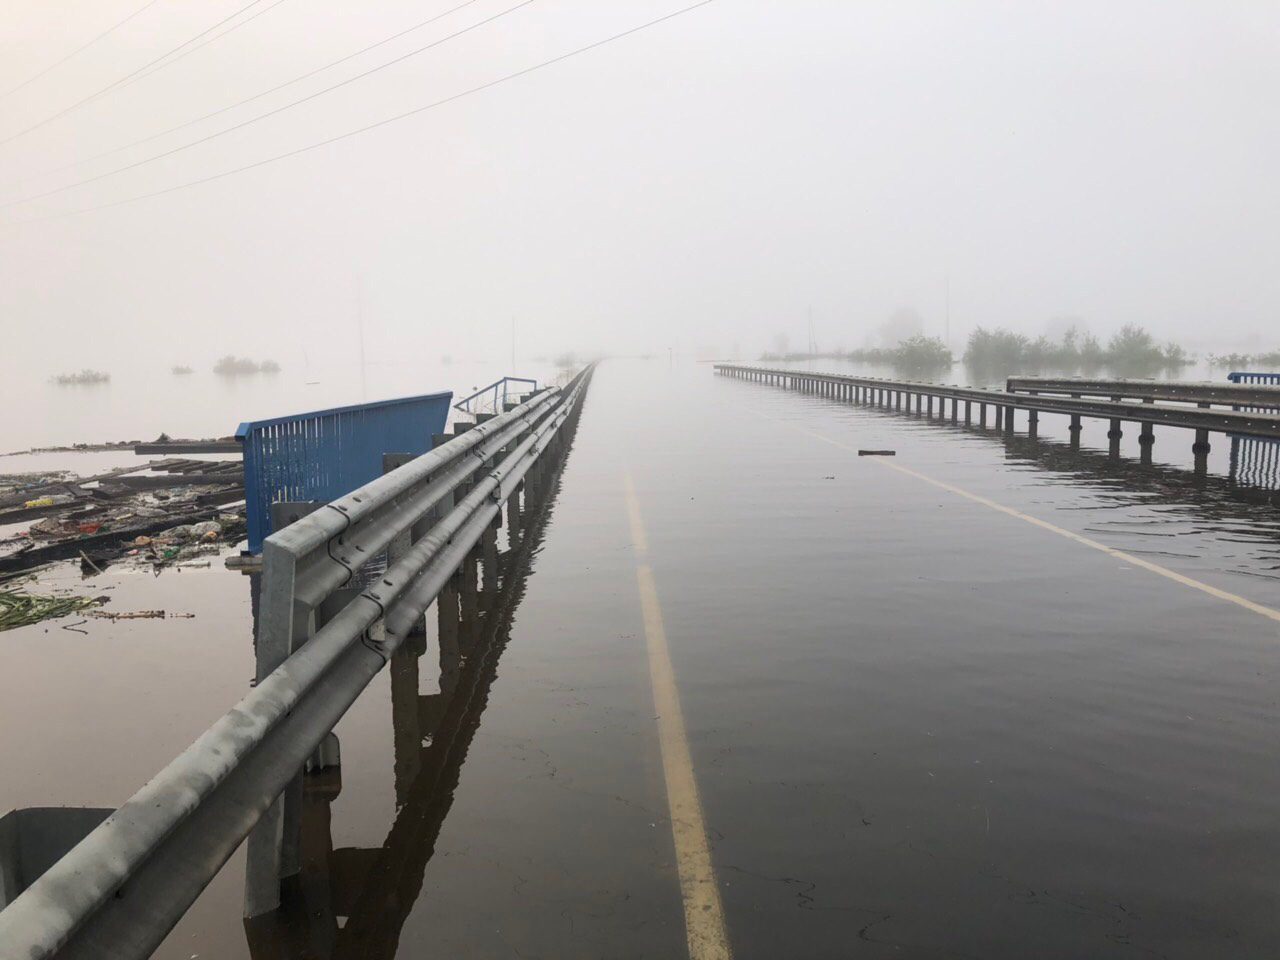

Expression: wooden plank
xmin=134 ymin=441 xmax=241 ymax=455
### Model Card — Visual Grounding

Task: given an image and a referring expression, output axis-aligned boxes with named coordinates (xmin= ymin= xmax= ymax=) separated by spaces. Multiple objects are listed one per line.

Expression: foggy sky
xmin=1 ymin=0 xmax=1277 ymax=379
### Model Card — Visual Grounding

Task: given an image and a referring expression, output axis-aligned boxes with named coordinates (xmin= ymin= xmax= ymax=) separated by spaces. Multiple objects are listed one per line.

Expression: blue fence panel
xmin=1227 ymin=371 xmax=1280 ymax=385
xmin=236 ymin=391 xmax=452 ymax=553
xmin=1225 ymin=372 xmax=1280 ymax=489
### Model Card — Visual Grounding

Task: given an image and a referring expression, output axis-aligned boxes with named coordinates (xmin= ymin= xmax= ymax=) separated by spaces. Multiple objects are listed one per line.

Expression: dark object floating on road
xmin=858 ymin=450 xmax=896 ymax=456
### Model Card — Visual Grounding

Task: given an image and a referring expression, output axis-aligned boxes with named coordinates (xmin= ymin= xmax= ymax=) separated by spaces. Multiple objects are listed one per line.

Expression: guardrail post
xmin=1138 ymin=399 xmax=1156 ymax=466
xmin=384 ymin=453 xmax=429 ymax=644
xmin=1107 ymin=397 xmax=1123 ymax=458
xmin=244 ymin=501 xmax=324 ymax=918
xmin=1193 ymin=401 xmax=1212 ymax=477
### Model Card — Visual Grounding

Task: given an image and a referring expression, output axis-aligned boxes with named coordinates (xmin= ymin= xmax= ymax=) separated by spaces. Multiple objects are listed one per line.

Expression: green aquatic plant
xmin=0 ymin=588 xmax=99 ymax=631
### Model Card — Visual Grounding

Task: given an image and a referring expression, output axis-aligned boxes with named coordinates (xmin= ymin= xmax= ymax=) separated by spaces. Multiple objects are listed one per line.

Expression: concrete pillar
xmin=1004 ymin=406 xmax=1015 ymax=434
xmin=927 ymin=395 xmax=933 ymax=417
xmin=951 ymin=398 xmax=958 ymax=423
xmin=994 ymin=405 xmax=1003 ymax=430
xmin=980 ymin=402 xmax=987 ymax=427
xmin=1028 ymin=409 xmax=1038 ymax=439
xmin=964 ymin=400 xmax=971 ymax=424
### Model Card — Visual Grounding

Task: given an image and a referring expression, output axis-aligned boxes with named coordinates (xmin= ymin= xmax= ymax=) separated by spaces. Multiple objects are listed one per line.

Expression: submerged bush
xmin=214 ymin=356 xmax=280 ymax=376
xmin=964 ymin=323 xmax=1189 ymax=377
xmin=51 ymin=369 xmax=110 ymax=385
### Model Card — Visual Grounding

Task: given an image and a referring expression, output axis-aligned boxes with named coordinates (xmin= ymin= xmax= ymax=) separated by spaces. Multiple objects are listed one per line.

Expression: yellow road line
xmin=748 ymin=405 xmax=1280 ymax=626
xmin=625 ymin=473 xmax=731 ymax=960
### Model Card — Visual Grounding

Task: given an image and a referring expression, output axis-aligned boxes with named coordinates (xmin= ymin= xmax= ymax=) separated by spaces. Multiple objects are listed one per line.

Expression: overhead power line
xmin=0 ymin=0 xmax=270 ymax=149
xmin=0 ymin=0 xmax=166 ymax=101
xmin=4 ymin=0 xmax=486 ymax=192
xmin=3 ymin=0 xmax=538 ymax=208
xmin=18 ymin=0 xmax=718 ymax=224
xmin=116 ymin=0 xmax=291 ymax=91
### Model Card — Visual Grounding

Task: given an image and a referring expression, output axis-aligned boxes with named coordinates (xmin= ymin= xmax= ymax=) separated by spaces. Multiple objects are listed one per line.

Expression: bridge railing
xmin=715 ymin=365 xmax=1280 ymax=440
xmin=236 ymin=391 xmax=453 ymax=553
xmin=452 ymin=376 xmax=538 ymax=416
xmin=0 ymin=365 xmax=595 ymax=960
xmin=1006 ymin=376 xmax=1280 ymax=410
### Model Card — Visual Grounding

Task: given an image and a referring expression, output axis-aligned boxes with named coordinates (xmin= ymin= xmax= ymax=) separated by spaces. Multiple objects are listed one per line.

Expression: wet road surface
xmin=4 ymin=358 xmax=1280 ymax=959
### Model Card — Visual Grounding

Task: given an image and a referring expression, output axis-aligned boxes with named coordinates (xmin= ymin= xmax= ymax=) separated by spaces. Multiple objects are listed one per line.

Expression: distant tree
xmin=964 ymin=327 xmax=1027 ymax=375
xmin=893 ymin=335 xmax=951 ymax=374
xmin=214 ymin=355 xmax=261 ymax=375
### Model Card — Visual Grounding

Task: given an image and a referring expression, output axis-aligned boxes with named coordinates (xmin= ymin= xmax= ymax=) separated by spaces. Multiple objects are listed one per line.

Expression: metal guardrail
xmin=1006 ymin=376 xmax=1280 ymax=410
xmin=715 ymin=365 xmax=1280 ymax=440
xmin=0 ymin=365 xmax=595 ymax=960
xmin=452 ymin=376 xmax=538 ymax=415
xmin=236 ymin=391 xmax=453 ymax=553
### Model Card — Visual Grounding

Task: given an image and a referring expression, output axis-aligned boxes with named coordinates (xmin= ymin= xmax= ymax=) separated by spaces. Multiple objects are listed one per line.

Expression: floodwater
xmin=0 ymin=356 xmax=572 ymax=454
xmin=2 ymin=358 xmax=1280 ymax=958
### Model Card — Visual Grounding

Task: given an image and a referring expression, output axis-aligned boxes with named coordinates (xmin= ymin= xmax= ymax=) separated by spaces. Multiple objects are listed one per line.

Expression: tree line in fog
xmin=759 ymin=321 xmax=1279 ymax=379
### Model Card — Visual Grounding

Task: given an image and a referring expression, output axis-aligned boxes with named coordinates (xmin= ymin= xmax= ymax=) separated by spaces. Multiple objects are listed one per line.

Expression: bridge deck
xmin=3 ymin=358 xmax=1279 ymax=959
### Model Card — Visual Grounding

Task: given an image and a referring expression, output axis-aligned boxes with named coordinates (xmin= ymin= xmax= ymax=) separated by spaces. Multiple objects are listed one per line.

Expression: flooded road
xmin=4 ymin=358 xmax=1280 ymax=958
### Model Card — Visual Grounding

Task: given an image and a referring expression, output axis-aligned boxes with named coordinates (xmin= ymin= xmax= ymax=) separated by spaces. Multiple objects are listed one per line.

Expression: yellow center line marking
xmin=625 ymin=472 xmax=732 ymax=960
xmin=736 ymin=400 xmax=1280 ymax=626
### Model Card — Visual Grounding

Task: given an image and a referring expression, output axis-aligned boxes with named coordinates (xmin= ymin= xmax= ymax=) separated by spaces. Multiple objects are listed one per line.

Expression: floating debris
xmin=0 ymin=588 xmax=102 ymax=631
xmin=88 ymin=610 xmax=194 ymax=620
xmin=858 ymin=450 xmax=897 ymax=456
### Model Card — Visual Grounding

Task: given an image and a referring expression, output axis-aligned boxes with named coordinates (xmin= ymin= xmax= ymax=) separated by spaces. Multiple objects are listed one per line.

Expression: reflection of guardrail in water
xmin=452 ymin=376 xmax=538 ymax=416
xmin=0 ymin=366 xmax=595 ymax=959
xmin=236 ymin=392 xmax=452 ymax=553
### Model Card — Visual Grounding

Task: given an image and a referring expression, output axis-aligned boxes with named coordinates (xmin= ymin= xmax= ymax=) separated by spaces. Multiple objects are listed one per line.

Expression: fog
xmin=2 ymin=0 xmax=1277 ymax=382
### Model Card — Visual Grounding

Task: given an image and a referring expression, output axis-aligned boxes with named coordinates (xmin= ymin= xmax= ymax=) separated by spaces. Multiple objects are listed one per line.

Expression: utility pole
xmin=945 ymin=274 xmax=951 ymax=351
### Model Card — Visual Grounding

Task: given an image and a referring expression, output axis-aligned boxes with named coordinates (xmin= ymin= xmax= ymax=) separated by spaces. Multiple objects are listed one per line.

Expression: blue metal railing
xmin=1227 ymin=371 xmax=1280 ymax=385
xmin=453 ymin=377 xmax=538 ymax=415
xmin=236 ymin=391 xmax=452 ymax=553
xmin=1225 ymin=372 xmax=1280 ymax=489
